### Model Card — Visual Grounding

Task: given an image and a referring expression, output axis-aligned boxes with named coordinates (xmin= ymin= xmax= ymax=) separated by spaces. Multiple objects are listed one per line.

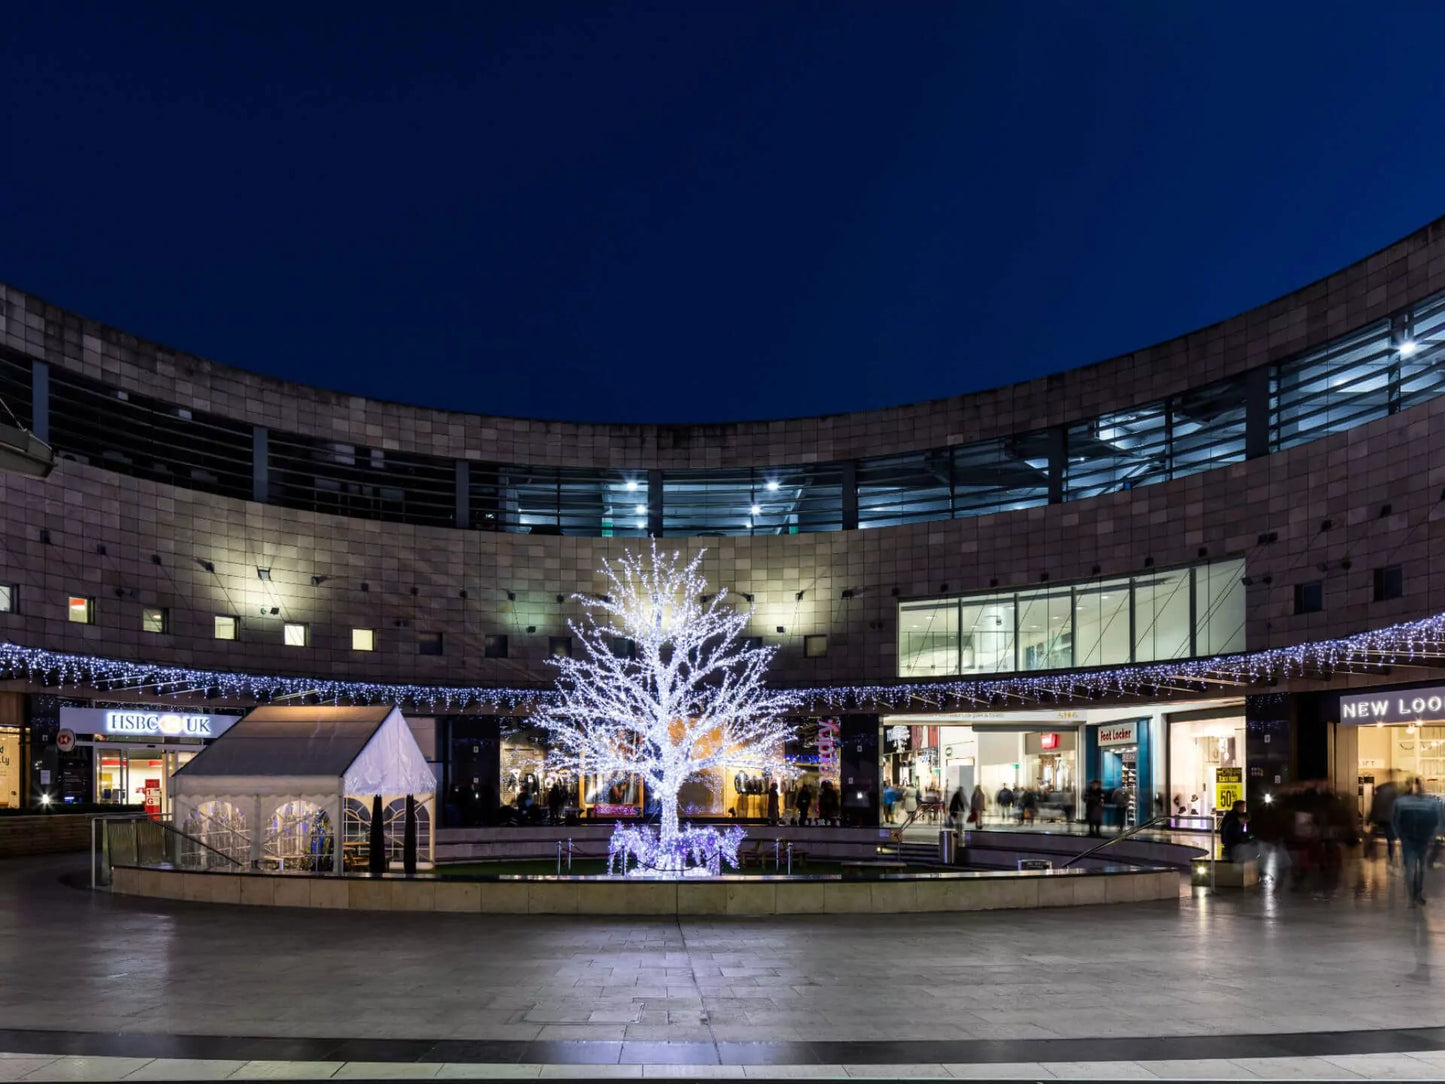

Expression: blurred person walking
xmin=1084 ymin=779 xmax=1106 ymax=839
xmin=1370 ymin=778 xmax=1399 ymax=862
xmin=970 ymin=784 xmax=987 ymax=827
xmin=1393 ymin=778 xmax=1442 ymax=907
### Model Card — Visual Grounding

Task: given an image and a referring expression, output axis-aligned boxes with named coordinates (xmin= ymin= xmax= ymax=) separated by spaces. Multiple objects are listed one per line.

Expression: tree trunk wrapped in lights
xmin=539 ymin=543 xmax=798 ymax=875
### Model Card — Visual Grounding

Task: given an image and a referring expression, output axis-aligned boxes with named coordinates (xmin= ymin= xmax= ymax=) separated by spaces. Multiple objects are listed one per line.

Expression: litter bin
xmin=938 ymin=827 xmax=958 ymax=865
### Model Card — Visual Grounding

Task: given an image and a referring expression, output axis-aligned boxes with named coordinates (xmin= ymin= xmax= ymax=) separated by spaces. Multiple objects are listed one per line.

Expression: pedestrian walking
xmin=1393 ymin=778 xmax=1442 ymax=907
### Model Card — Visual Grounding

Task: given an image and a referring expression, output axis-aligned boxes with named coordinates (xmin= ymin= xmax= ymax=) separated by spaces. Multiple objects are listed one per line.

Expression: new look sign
xmin=60 ymin=707 xmax=240 ymax=739
xmin=1340 ymin=687 xmax=1445 ymax=726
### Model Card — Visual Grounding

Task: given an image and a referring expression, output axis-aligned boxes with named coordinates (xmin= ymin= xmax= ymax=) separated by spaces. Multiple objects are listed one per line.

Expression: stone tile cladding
xmin=0 ymin=390 xmax=1439 ymax=689
xmin=4 ymin=215 xmax=1445 ymax=467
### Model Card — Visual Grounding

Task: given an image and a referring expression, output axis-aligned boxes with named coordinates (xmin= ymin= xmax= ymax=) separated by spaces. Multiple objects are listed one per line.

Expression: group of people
xmin=764 ymin=778 xmax=842 ymax=826
xmin=881 ymin=780 xmax=942 ymax=824
xmin=1082 ymin=780 xmax=1134 ymax=837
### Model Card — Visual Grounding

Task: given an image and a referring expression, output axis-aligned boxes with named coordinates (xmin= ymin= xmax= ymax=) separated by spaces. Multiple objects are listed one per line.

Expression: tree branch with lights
xmin=537 ymin=543 xmax=798 ymax=873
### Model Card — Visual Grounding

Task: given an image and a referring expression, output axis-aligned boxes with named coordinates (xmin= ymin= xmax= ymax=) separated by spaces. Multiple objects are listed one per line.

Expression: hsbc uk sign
xmin=59 ymin=707 xmax=240 ymax=739
xmin=1340 ymin=686 xmax=1445 ymax=726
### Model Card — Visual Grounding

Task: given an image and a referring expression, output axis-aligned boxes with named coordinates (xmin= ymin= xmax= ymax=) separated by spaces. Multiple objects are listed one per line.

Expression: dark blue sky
xmin=6 ymin=3 xmax=1445 ymax=424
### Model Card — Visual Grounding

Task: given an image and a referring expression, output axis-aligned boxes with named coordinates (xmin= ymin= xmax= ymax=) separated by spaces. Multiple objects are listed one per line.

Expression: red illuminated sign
xmin=1040 ymin=732 xmax=1059 ymax=750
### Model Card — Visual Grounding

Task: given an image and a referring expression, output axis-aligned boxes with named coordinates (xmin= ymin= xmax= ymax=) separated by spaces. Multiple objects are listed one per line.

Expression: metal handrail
xmin=91 ymin=813 xmax=244 ymax=889
xmin=1060 ymin=814 xmax=1175 ymax=868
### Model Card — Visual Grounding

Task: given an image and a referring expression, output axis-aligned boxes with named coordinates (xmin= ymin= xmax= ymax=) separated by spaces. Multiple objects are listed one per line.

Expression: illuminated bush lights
xmin=3 ymin=611 xmax=1445 ymax=714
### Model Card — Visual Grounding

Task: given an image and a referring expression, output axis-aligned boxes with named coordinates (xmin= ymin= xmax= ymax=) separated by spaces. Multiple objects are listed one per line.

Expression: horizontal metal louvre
xmin=268 ymin=431 xmax=455 ymax=526
xmin=661 ymin=465 xmax=844 ymax=536
xmin=1399 ymin=294 xmax=1445 ymax=411
xmin=1272 ymin=320 xmax=1394 ymax=450
xmin=471 ymin=466 xmax=644 ymax=536
xmin=1170 ymin=375 xmax=1248 ymax=478
xmin=857 ymin=450 xmax=953 ymax=527
xmin=951 ymin=435 xmax=1050 ymax=516
xmin=1064 ymin=405 xmax=1169 ymax=499
xmin=47 ymin=367 xmax=253 ymax=499
xmin=0 ymin=350 xmax=32 ymax=429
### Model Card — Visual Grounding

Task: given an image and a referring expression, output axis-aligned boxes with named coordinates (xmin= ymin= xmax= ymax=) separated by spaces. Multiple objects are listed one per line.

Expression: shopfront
xmin=58 ymin=707 xmax=241 ymax=815
xmin=1083 ymin=718 xmax=1156 ymax=829
xmin=1339 ymin=683 xmax=1445 ymax=816
xmin=1165 ymin=706 xmax=1247 ymax=817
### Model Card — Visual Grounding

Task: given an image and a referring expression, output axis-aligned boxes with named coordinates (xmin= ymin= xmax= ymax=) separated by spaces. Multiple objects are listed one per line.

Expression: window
xmin=214 ymin=614 xmax=238 ymax=640
xmin=1193 ymin=561 xmax=1246 ymax=655
xmin=0 ymin=585 xmax=14 ymax=613
xmin=1073 ymin=578 xmax=1132 ymax=667
xmin=1294 ymin=581 xmax=1324 ymax=615
xmin=549 ymin=636 xmax=572 ymax=659
xmin=609 ymin=637 xmax=635 ymax=659
xmin=898 ymin=600 xmax=959 ymax=677
xmin=959 ymin=595 xmax=1015 ymax=674
xmin=1133 ymin=568 xmax=1192 ymax=662
xmin=352 ymin=627 xmax=376 ymax=651
xmin=1017 ymin=589 xmax=1072 ymax=670
xmin=804 ymin=634 xmax=828 ymax=658
xmin=484 ymin=634 xmax=508 ymax=659
xmin=419 ymin=631 xmax=444 ymax=656
xmin=1374 ymin=565 xmax=1404 ymax=602
xmin=67 ymin=596 xmax=93 ymax=624
xmin=742 ymin=636 xmax=764 ymax=651
xmin=283 ymin=622 xmax=309 ymax=647
xmin=142 ymin=607 xmax=168 ymax=634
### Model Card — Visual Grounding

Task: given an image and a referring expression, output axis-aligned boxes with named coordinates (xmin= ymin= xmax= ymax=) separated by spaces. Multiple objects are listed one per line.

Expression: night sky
xmin=7 ymin=2 xmax=1445 ymax=425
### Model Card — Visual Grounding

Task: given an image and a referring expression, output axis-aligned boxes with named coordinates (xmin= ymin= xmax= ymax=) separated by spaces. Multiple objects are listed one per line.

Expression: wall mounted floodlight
xmin=776 ymin=626 xmax=786 ymax=634
xmin=256 ymin=568 xmax=271 ymax=580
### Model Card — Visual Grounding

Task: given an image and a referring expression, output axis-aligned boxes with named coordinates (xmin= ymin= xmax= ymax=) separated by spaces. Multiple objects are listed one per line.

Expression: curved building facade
xmin=4 ymin=217 xmax=1445 ymax=826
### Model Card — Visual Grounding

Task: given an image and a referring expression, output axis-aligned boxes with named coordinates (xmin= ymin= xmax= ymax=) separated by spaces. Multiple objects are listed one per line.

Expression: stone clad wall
xmin=0 ymin=391 xmax=1439 ymax=688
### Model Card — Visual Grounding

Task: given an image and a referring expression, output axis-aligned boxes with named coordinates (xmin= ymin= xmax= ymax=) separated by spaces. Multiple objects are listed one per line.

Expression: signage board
xmin=884 ymin=724 xmax=913 ymax=754
xmin=1215 ymin=766 xmax=1243 ymax=810
xmin=1040 ymin=732 xmax=1059 ymax=750
xmin=59 ymin=707 xmax=240 ymax=740
xmin=1339 ymin=686 xmax=1445 ymax=726
xmin=817 ymin=718 xmax=840 ymax=774
xmin=1096 ymin=721 xmax=1138 ymax=747
xmin=55 ymin=729 xmax=76 ymax=753
xmin=143 ymin=778 xmax=162 ymax=819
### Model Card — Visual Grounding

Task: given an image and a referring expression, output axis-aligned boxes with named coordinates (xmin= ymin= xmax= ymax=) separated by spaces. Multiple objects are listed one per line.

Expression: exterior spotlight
xmin=776 ymin=625 xmax=785 ymax=634
xmin=743 ymin=593 xmax=754 ymax=603
xmin=256 ymin=567 xmax=271 ymax=580
xmin=39 ymin=793 xmax=51 ymax=806
xmin=749 ymin=504 xmax=761 ymax=516
xmin=624 ymin=479 xmax=639 ymax=491
xmin=1263 ymin=793 xmax=1273 ymax=804
xmin=765 ymin=480 xmax=780 ymax=491
xmin=634 ymin=504 xmax=647 ymax=515
xmin=506 ymin=591 xmax=516 ymax=601
xmin=1400 ymin=340 xmax=1419 ymax=357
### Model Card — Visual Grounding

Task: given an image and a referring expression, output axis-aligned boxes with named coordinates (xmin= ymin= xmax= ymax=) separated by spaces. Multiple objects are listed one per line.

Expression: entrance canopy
xmin=173 ymin=705 xmax=436 ymax=871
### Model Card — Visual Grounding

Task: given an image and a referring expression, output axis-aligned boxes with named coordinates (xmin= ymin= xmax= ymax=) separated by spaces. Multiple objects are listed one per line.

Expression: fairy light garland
xmin=3 ymin=610 xmax=1445 ymax=715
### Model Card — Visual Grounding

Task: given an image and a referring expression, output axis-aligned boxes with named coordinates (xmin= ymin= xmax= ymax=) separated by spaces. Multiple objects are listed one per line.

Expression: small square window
xmin=67 ymin=596 xmax=94 ymax=624
xmin=214 ymin=615 xmax=237 ymax=641
xmin=1374 ymin=565 xmax=1404 ymax=602
xmin=352 ymin=627 xmax=376 ymax=652
xmin=550 ymin=636 xmax=572 ymax=659
xmin=742 ymin=636 xmax=764 ymax=651
xmin=142 ymin=607 xmax=168 ymax=634
xmin=804 ymin=634 xmax=828 ymax=658
xmin=484 ymin=634 xmax=508 ymax=659
xmin=0 ymin=585 xmax=15 ymax=613
xmin=419 ymin=631 xmax=444 ymax=656
xmin=609 ymin=637 xmax=635 ymax=659
xmin=283 ymin=622 xmax=308 ymax=647
xmin=1294 ymin=581 xmax=1323 ymax=615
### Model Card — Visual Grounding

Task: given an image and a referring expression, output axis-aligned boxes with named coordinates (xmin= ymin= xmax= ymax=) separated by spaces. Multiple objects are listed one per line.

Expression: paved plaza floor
xmin=1 ymin=855 xmax=1442 ymax=1080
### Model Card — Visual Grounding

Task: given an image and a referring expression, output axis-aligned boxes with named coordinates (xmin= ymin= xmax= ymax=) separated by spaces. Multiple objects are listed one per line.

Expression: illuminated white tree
xmin=540 ymin=543 xmax=798 ymax=854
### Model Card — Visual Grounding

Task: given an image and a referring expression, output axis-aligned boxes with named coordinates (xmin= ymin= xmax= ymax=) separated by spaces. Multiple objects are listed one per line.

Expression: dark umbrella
xmin=404 ymin=794 xmax=418 ymax=876
xmin=368 ymin=794 xmax=386 ymax=874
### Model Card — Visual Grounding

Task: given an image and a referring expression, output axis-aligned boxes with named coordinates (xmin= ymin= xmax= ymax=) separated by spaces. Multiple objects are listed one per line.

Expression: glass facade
xmin=2 ymin=282 xmax=1443 ymax=537
xmin=898 ymin=559 xmax=1245 ymax=678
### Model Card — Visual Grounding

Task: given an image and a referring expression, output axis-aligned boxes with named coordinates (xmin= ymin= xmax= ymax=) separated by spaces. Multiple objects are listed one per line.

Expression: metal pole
xmin=786 ymin=842 xmax=793 ymax=876
xmin=556 ymin=839 xmax=562 ymax=875
xmin=90 ymin=816 xmax=97 ymax=890
xmin=773 ymin=838 xmax=780 ymax=870
xmin=567 ymin=838 xmax=573 ymax=872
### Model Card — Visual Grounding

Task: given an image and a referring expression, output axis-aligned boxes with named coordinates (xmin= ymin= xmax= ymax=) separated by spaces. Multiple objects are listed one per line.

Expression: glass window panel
xmin=0 ymin=585 xmax=13 ymax=613
xmin=352 ymin=628 xmax=375 ymax=651
xmin=1016 ymin=589 xmax=1072 ymax=671
xmin=857 ymin=451 xmax=953 ymax=527
xmin=951 ymin=436 xmax=1050 ymax=517
xmin=67 ymin=596 xmax=92 ymax=624
xmin=142 ymin=607 xmax=167 ymax=634
xmin=1273 ymin=320 xmax=1393 ymax=450
xmin=959 ymin=596 xmax=1016 ymax=674
xmin=661 ymin=469 xmax=756 ymax=536
xmin=1398 ymin=292 xmax=1445 ymax=412
xmin=214 ymin=615 xmax=237 ymax=640
xmin=897 ymin=601 xmax=959 ymax=677
xmin=1171 ymin=376 xmax=1248 ymax=479
xmin=283 ymin=622 xmax=308 ymax=647
xmin=1073 ymin=578 xmax=1132 ymax=666
xmin=1193 ymin=559 xmax=1245 ymax=655
xmin=1065 ymin=404 xmax=1169 ymax=500
xmin=1133 ymin=568 xmax=1192 ymax=662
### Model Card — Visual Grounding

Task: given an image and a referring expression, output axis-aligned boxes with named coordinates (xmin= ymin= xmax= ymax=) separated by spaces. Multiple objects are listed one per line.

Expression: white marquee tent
xmin=172 ymin=705 xmax=437 ymax=872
